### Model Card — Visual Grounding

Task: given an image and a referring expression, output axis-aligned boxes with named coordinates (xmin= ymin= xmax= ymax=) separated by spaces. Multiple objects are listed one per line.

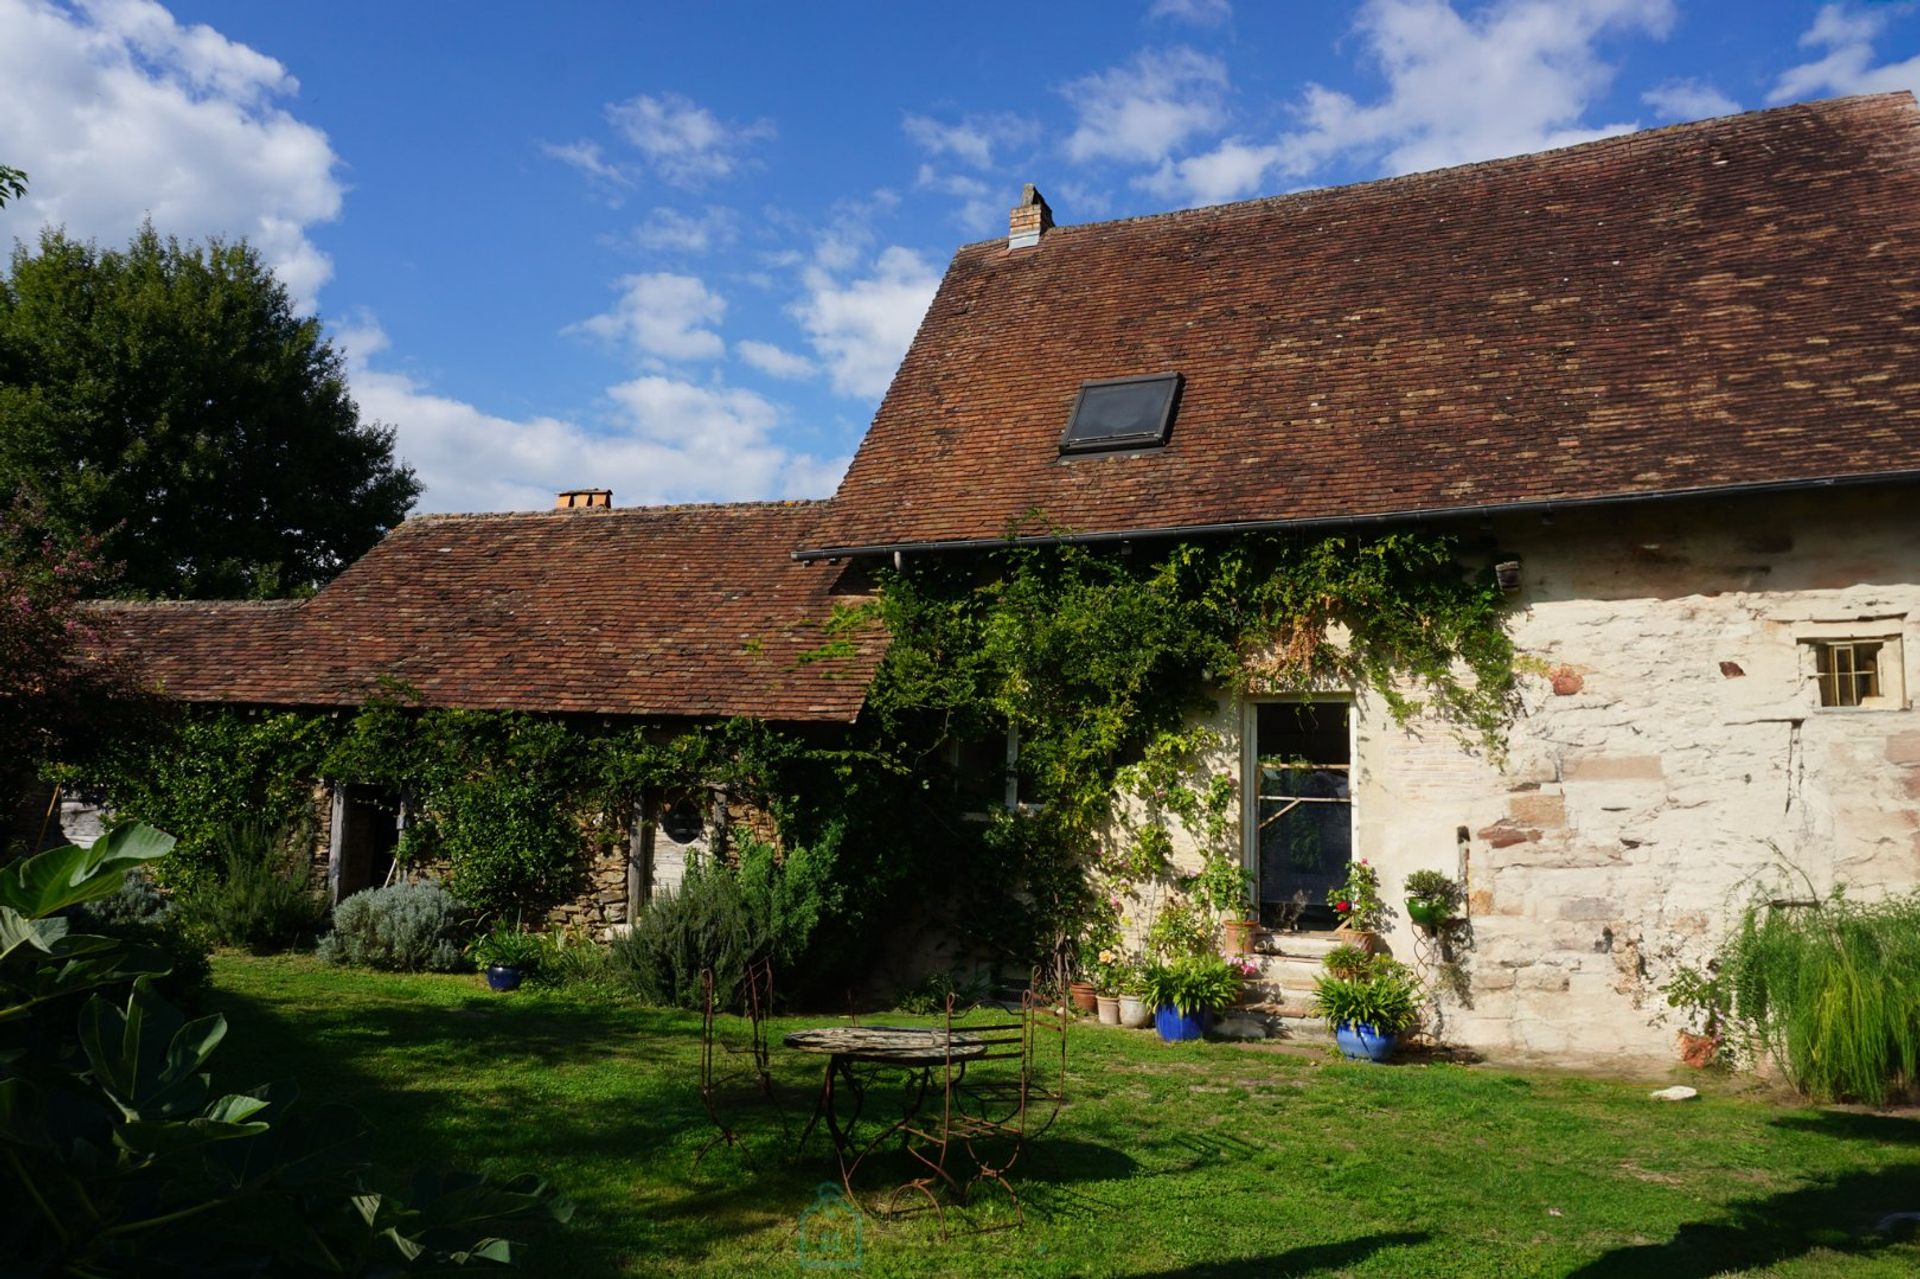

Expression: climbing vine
xmin=62 ymin=524 xmax=1517 ymax=991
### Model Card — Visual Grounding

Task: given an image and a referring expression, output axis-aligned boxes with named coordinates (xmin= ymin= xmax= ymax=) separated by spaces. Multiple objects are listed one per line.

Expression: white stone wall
xmin=1162 ymin=485 xmax=1920 ymax=1065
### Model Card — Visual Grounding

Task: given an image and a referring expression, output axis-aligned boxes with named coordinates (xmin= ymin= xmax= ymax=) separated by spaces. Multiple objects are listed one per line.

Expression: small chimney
xmin=555 ymin=489 xmax=612 ymax=510
xmin=1008 ymin=184 xmax=1053 ymax=250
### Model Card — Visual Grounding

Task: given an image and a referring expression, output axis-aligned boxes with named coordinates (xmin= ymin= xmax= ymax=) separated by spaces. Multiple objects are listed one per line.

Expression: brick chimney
xmin=554 ymin=489 xmax=611 ymax=509
xmin=1009 ymin=184 xmax=1053 ymax=250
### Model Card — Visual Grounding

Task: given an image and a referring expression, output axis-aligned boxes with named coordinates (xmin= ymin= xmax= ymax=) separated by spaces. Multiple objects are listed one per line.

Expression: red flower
xmin=1335 ymin=900 xmax=1352 ymax=913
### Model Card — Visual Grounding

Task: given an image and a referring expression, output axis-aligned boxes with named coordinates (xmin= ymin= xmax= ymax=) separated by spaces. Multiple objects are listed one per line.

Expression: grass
xmin=207 ymin=954 xmax=1920 ymax=1278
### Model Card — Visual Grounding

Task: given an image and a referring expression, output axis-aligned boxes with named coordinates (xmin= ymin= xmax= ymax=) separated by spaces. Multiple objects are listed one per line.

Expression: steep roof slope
xmin=799 ymin=94 xmax=1920 ymax=557
xmin=96 ymin=502 xmax=883 ymax=723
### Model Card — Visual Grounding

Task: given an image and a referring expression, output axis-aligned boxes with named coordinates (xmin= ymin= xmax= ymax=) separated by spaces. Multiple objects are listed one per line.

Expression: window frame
xmin=1240 ymin=693 xmax=1358 ymax=921
xmin=1058 ymin=372 xmax=1183 ymax=456
xmin=1796 ymin=627 xmax=1907 ymax=712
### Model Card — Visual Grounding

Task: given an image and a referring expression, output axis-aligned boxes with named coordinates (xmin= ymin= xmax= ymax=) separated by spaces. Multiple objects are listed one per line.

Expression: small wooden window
xmin=1812 ymin=640 xmax=1883 ymax=708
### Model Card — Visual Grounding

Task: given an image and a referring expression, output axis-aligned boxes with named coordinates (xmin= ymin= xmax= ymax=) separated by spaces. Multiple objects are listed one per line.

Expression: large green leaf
xmin=0 ymin=822 xmax=175 ymax=918
xmin=78 ymin=983 xmax=219 ymax=1120
xmin=115 ymin=1096 xmax=272 ymax=1156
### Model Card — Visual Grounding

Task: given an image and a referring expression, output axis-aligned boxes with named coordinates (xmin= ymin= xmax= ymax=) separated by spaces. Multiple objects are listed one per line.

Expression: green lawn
xmin=206 ymin=955 xmax=1920 ymax=1278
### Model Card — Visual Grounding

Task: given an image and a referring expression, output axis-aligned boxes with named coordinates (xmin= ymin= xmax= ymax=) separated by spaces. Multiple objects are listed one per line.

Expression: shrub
xmin=612 ymin=829 xmax=837 ymax=1009
xmin=894 ymin=968 xmax=991 ymax=1014
xmin=1717 ymin=889 xmax=1920 ymax=1105
xmin=518 ymin=927 xmax=616 ymax=993
xmin=173 ymin=817 xmax=327 ymax=953
xmin=67 ymin=868 xmax=211 ymax=1007
xmin=317 ymin=880 xmax=469 ymax=972
xmin=612 ymin=858 xmax=755 ymax=1009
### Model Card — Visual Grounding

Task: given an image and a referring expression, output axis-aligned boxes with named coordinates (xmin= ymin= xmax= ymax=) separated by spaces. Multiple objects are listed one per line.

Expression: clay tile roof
xmin=93 ymin=502 xmax=885 ymax=724
xmin=798 ymin=93 xmax=1920 ymax=557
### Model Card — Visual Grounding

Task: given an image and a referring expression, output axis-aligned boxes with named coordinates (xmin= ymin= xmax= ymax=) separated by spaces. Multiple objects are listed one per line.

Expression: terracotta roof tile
xmin=93 ymin=502 xmax=884 ymax=724
xmin=799 ymin=94 xmax=1920 ymax=556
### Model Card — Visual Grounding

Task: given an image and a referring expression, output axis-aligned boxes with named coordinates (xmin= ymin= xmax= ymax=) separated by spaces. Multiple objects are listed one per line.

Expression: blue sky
xmin=2 ymin=1 xmax=1917 ymax=513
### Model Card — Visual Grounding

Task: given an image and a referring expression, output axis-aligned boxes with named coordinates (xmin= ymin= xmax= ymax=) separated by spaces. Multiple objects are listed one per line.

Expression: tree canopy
xmin=0 ymin=226 xmax=419 ymax=598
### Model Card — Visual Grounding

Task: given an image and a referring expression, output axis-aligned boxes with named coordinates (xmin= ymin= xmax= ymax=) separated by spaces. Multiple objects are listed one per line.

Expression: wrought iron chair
xmin=693 ymin=957 xmax=784 ymax=1170
xmin=884 ymin=966 xmax=1070 ymax=1235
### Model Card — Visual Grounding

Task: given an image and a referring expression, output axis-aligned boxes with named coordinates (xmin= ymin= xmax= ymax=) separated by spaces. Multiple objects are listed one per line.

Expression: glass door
xmin=1252 ymin=701 xmax=1352 ymax=930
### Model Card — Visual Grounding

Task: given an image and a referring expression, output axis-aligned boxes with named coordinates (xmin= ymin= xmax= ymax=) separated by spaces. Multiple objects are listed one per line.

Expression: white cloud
xmin=0 ymin=0 xmax=342 ymax=310
xmin=793 ymin=246 xmax=941 ymax=399
xmin=901 ymin=111 xmax=1032 ymax=168
xmin=735 ymin=339 xmax=816 ymax=380
xmin=338 ymin=319 xmax=845 ymax=513
xmin=1061 ymin=47 xmax=1231 ymax=165
xmin=915 ymin=164 xmax=1000 ymax=232
xmin=630 ymin=205 xmax=739 ymax=254
xmin=1769 ymin=4 xmax=1920 ymax=104
xmin=1138 ymin=138 xmax=1281 ymax=205
xmin=1641 ymin=78 xmax=1740 ymax=121
xmin=1267 ymin=0 xmax=1675 ymax=182
xmin=605 ymin=91 xmax=775 ymax=187
xmin=1148 ymin=0 xmax=1232 ymax=26
xmin=541 ymin=139 xmax=631 ymax=192
xmin=568 ymin=272 xmax=727 ymax=363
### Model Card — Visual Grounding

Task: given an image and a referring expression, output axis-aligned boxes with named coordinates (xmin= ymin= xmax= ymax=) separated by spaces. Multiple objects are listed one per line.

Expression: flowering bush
xmin=1328 ymin=859 xmax=1389 ymax=933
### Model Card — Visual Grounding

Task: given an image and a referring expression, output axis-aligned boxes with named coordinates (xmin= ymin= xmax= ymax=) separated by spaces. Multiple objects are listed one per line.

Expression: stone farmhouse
xmin=92 ymin=93 xmax=1920 ymax=1062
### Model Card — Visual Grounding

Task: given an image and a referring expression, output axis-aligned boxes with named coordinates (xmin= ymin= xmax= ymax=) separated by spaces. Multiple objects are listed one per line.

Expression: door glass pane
xmin=1254 ymin=702 xmax=1352 ymax=929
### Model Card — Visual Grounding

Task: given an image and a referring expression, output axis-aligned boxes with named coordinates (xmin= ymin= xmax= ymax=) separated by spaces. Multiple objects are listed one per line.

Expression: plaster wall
xmin=1160 ymin=486 xmax=1920 ymax=1065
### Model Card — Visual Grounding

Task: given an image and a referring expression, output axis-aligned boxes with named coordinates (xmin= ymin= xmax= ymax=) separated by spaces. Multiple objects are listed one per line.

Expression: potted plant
xmin=470 ymin=921 xmax=543 ymax=992
xmin=1191 ymin=850 xmax=1258 ymax=957
xmin=1328 ymin=859 xmax=1389 ymax=940
xmin=1661 ymin=961 xmax=1728 ymax=1068
xmin=1143 ymin=954 xmax=1243 ymax=1043
xmin=1309 ymin=953 xmax=1423 ymax=1062
xmin=1404 ymin=869 xmax=1463 ymax=932
xmin=1093 ymin=947 xmax=1123 ymax=1025
xmin=1117 ymin=954 xmax=1156 ymax=1029
xmin=1321 ymin=941 xmax=1373 ymax=982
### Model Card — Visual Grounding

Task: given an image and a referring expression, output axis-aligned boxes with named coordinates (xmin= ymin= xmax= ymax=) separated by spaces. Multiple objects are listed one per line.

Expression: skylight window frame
xmin=1057 ymin=372 xmax=1183 ymax=456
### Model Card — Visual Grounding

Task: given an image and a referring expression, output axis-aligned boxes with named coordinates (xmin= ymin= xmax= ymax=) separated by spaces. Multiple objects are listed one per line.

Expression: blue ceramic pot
xmin=1334 ymin=1021 xmax=1397 ymax=1062
xmin=485 ymin=964 xmax=523 ymax=992
xmin=1154 ymin=1005 xmax=1212 ymax=1042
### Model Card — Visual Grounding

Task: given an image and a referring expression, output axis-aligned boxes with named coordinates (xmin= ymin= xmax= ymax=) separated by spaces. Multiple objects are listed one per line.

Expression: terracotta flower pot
xmin=1222 ymin=917 xmax=1257 ymax=956
xmin=1096 ymin=994 xmax=1121 ymax=1025
xmin=1068 ymin=980 xmax=1099 ymax=1013
xmin=1677 ymin=1030 xmax=1719 ymax=1069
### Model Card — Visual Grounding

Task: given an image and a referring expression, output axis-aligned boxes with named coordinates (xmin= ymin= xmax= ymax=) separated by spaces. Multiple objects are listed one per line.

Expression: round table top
xmin=782 ymin=1025 xmax=989 ymax=1064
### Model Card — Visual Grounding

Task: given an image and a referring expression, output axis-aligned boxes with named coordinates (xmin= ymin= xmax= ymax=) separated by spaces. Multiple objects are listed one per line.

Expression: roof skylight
xmin=1059 ymin=373 xmax=1182 ymax=455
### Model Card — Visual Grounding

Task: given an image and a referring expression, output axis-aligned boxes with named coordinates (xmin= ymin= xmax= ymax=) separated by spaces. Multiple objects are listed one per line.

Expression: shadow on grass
xmin=208 ymin=980 xmax=1152 ymax=1272
xmin=205 ymin=981 xmax=792 ymax=1273
xmin=1134 ymin=1231 xmax=1431 ymax=1276
xmin=1565 ymin=1167 xmax=1920 ymax=1277
xmin=1770 ymin=1109 xmax=1920 ymax=1145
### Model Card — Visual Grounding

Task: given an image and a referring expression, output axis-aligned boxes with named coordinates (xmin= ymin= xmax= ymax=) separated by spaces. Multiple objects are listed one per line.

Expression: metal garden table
xmin=783 ymin=1026 xmax=986 ymax=1201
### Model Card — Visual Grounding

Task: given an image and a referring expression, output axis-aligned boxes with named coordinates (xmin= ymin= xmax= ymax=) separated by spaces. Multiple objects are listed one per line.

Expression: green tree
xmin=0 ymin=164 xmax=25 ymax=208
xmin=0 ymin=225 xmax=419 ymax=598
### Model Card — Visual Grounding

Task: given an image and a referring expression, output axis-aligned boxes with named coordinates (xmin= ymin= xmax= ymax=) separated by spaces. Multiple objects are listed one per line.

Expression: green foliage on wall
xmin=860 ymin=528 xmax=1516 ymax=961
xmin=64 ymin=525 xmax=1515 ymax=990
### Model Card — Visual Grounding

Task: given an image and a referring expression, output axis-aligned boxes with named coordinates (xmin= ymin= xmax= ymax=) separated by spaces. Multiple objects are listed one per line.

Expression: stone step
xmin=1215 ymin=1001 xmax=1331 ymax=1041
xmin=1244 ymin=953 xmax=1325 ymax=992
xmin=1251 ymin=931 xmax=1353 ymax=960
